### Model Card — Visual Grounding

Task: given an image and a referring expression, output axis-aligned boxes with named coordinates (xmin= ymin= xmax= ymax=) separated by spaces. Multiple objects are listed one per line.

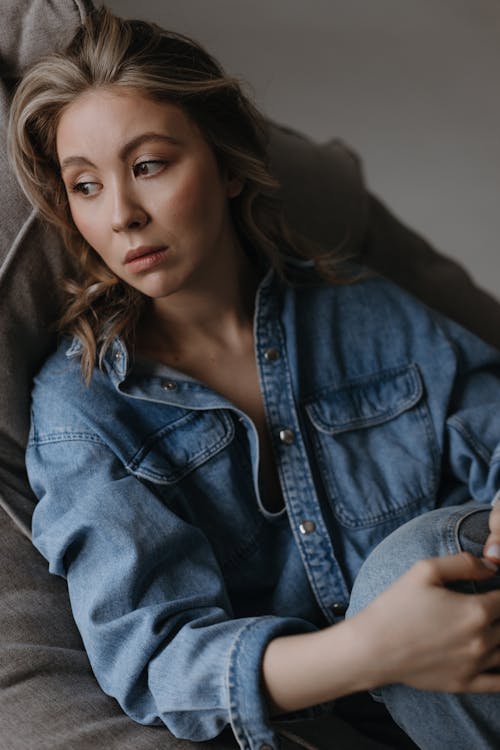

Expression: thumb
xmin=484 ymin=504 xmax=500 ymax=562
xmin=483 ymin=532 xmax=500 ymax=563
xmin=422 ymin=552 xmax=497 ymax=586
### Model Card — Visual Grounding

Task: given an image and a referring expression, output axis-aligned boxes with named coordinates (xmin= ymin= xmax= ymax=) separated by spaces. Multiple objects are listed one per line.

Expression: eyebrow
xmin=59 ymin=132 xmax=181 ymax=173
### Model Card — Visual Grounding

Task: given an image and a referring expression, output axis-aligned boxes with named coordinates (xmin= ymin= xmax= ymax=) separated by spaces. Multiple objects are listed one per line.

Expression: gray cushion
xmin=0 ymin=0 xmax=93 ymax=80
xmin=0 ymin=1 xmax=96 ymax=535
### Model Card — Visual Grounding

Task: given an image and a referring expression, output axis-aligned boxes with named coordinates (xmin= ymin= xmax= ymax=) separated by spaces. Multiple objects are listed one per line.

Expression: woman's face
xmin=56 ymin=87 xmax=243 ymax=300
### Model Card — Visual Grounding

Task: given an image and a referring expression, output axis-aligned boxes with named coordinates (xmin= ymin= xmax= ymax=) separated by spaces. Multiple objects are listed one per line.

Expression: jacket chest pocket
xmin=124 ymin=410 xmax=266 ymax=570
xmin=125 ymin=409 xmax=235 ymax=483
xmin=305 ymin=364 xmax=439 ymax=528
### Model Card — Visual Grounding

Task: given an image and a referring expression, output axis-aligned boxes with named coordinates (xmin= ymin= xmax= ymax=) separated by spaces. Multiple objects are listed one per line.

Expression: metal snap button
xmin=299 ymin=520 xmax=316 ymax=534
xmin=114 ymin=351 xmax=122 ymax=361
xmin=264 ymin=347 xmax=280 ymax=362
xmin=162 ymin=380 xmax=177 ymax=391
xmin=279 ymin=428 xmax=294 ymax=445
xmin=330 ymin=602 xmax=347 ymax=617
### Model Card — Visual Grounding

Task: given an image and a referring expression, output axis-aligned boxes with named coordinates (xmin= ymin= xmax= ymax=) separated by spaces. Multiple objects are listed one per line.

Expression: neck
xmin=137 ymin=241 xmax=262 ymax=359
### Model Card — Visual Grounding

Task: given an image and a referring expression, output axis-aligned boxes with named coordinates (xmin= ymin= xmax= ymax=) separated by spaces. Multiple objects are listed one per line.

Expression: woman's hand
xmin=352 ymin=552 xmax=500 ymax=693
xmin=262 ymin=552 xmax=500 ymax=716
xmin=483 ymin=501 xmax=500 ymax=563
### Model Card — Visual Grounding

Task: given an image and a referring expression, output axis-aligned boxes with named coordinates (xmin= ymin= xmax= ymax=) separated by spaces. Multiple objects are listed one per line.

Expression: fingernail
xmin=485 ymin=544 xmax=500 ymax=560
xmin=481 ymin=557 xmax=499 ymax=572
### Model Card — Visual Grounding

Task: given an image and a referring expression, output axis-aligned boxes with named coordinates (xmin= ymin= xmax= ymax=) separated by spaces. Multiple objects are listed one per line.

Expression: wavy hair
xmin=8 ymin=7 xmax=349 ymax=382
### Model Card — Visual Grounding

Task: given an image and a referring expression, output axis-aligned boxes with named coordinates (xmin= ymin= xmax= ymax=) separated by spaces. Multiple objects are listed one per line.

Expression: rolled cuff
xmin=228 ymin=616 xmax=317 ymax=750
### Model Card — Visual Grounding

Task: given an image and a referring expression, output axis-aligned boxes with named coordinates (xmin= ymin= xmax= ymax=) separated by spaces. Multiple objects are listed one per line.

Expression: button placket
xmin=254 ymin=280 xmax=350 ymax=621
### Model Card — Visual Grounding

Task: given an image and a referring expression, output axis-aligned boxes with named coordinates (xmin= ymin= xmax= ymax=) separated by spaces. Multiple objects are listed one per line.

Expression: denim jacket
xmin=27 ymin=266 xmax=500 ymax=750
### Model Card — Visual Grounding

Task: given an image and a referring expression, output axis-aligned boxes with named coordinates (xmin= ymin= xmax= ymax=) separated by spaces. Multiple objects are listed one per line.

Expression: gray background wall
xmin=107 ymin=0 xmax=500 ymax=299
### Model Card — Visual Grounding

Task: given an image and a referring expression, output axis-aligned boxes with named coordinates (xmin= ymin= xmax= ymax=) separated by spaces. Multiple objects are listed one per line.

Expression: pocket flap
xmin=305 ymin=363 xmax=423 ymax=434
xmin=127 ymin=409 xmax=234 ymax=483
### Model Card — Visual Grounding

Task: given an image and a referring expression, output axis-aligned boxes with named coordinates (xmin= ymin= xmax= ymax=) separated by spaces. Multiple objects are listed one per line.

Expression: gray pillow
xmin=0 ymin=1 xmax=92 ymax=534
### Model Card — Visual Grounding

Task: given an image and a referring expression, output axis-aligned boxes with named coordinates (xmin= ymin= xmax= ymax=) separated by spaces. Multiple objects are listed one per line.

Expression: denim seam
xmin=418 ymin=397 xmax=441 ymax=497
xmin=447 ymin=417 xmax=492 ymax=465
xmin=447 ymin=506 xmax=486 ymax=556
xmin=311 ymin=423 xmax=435 ymax=530
xmin=28 ymin=431 xmax=107 ymax=447
xmin=227 ymin=618 xmax=279 ymax=750
xmin=127 ymin=410 xmax=235 ymax=484
xmin=305 ymin=363 xmax=422 ymax=434
xmin=304 ymin=361 xmax=420 ymax=401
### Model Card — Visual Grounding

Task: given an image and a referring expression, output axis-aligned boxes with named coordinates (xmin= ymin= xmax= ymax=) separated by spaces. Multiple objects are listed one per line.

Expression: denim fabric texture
xmin=346 ymin=504 xmax=500 ymax=749
xmin=26 ymin=266 xmax=500 ymax=750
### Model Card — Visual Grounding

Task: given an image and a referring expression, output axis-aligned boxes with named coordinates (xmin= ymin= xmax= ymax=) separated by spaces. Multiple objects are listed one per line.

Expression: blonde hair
xmin=9 ymin=7 xmax=349 ymax=382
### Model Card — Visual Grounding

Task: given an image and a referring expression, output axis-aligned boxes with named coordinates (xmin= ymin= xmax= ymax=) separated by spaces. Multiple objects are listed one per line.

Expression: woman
xmin=8 ymin=7 xmax=500 ymax=749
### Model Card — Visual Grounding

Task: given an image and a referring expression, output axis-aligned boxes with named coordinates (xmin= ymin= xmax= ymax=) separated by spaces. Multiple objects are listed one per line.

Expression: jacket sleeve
xmin=26 ymin=436 xmax=315 ymax=750
xmin=431 ymin=310 xmax=500 ymax=504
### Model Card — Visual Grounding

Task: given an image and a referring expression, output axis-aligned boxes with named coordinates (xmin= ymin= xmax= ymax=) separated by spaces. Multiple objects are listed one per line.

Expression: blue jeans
xmin=346 ymin=502 xmax=500 ymax=750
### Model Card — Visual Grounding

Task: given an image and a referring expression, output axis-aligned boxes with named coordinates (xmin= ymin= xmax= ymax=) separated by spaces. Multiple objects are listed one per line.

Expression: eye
xmin=133 ymin=160 xmax=167 ymax=178
xmin=71 ymin=181 xmax=101 ymax=197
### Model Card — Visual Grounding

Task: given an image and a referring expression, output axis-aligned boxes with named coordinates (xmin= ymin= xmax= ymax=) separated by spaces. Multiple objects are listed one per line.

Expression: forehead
xmin=56 ymin=87 xmax=197 ymax=160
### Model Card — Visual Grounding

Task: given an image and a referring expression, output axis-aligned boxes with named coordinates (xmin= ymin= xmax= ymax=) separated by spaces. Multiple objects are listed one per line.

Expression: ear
xmin=226 ymin=175 xmax=244 ymax=199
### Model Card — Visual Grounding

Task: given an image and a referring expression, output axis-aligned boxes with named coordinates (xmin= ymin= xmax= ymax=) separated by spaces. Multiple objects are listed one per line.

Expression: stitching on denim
xmin=127 ymin=410 xmax=210 ymax=468
xmin=127 ymin=410 xmax=235 ymax=484
xmin=227 ymin=620 xmax=258 ymax=750
xmin=447 ymin=417 xmax=492 ymax=464
xmin=227 ymin=618 xmax=279 ymax=750
xmin=417 ymin=395 xmax=441 ymax=498
xmin=307 ymin=382 xmax=437 ymax=529
xmin=310 ymin=422 xmax=426 ymax=529
xmin=449 ymin=505 xmax=488 ymax=555
xmin=304 ymin=363 xmax=422 ymax=435
xmin=28 ymin=431 xmax=107 ymax=447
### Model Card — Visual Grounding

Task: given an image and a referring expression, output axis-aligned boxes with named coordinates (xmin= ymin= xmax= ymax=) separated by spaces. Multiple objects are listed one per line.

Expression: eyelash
xmin=69 ymin=159 xmax=169 ymax=196
xmin=71 ymin=181 xmax=98 ymax=196
xmin=133 ymin=159 xmax=168 ymax=177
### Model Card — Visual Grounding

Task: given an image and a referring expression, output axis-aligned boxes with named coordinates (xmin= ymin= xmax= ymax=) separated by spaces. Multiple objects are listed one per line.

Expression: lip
xmin=124 ymin=245 xmax=170 ymax=274
xmin=124 ymin=245 xmax=167 ymax=264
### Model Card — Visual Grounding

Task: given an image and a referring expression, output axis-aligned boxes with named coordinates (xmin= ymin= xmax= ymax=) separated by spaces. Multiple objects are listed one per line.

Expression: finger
xmin=489 ymin=503 xmax=500 ymax=535
xmin=484 ymin=506 xmax=500 ymax=561
xmin=420 ymin=553 xmax=497 ymax=585
xmin=483 ymin=536 xmax=500 ymax=563
xmin=480 ymin=648 xmax=500 ymax=673
xmin=477 ymin=590 xmax=500 ymax=623
xmin=484 ymin=507 xmax=500 ymax=561
xmin=466 ymin=671 xmax=500 ymax=693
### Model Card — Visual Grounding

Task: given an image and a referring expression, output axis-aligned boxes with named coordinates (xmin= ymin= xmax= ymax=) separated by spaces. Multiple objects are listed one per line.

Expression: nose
xmin=110 ymin=185 xmax=149 ymax=233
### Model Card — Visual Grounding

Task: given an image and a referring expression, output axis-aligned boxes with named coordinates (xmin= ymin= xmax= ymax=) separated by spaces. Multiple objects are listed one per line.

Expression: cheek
xmin=164 ymin=168 xmax=226 ymax=228
xmin=69 ymin=202 xmax=105 ymax=248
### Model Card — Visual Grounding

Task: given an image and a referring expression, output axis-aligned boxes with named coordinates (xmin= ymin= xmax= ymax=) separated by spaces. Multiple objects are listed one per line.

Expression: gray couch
xmin=2 ymin=2 xmax=500 ymax=748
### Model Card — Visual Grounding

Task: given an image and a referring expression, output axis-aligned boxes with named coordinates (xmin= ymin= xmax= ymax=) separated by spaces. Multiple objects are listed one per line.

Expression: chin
xmin=138 ymin=280 xmax=181 ymax=300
